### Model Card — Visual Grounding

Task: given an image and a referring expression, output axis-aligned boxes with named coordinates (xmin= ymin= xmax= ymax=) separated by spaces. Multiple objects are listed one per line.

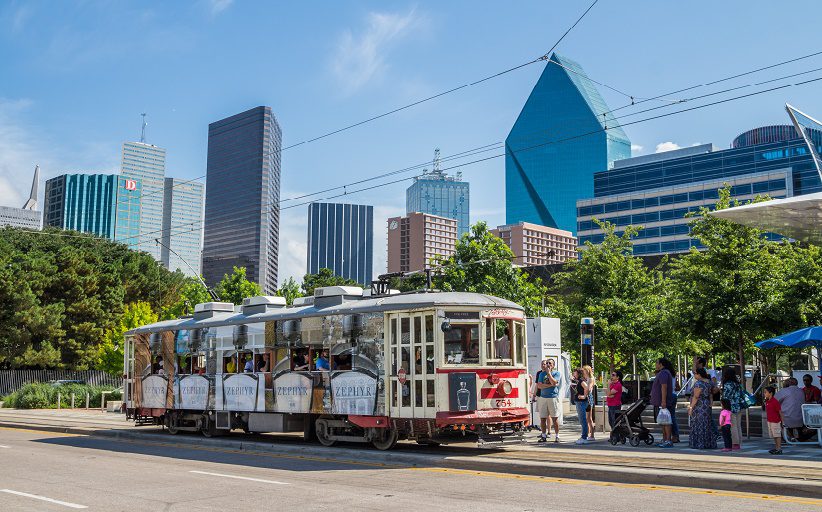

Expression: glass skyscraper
xmin=121 ymin=141 xmax=166 ymax=259
xmin=44 ymin=173 xmax=142 ymax=242
xmin=406 ymin=167 xmax=470 ymax=237
xmin=576 ymin=105 xmax=822 ymax=255
xmin=505 ymin=53 xmax=631 ymax=233
xmin=161 ymin=178 xmax=204 ymax=277
xmin=202 ymin=106 xmax=282 ymax=294
xmin=307 ymin=202 xmax=373 ymax=284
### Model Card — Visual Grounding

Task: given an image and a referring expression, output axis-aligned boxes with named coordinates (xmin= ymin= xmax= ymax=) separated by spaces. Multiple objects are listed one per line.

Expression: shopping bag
xmin=656 ymin=407 xmax=673 ymax=425
xmin=742 ymin=391 xmax=756 ymax=409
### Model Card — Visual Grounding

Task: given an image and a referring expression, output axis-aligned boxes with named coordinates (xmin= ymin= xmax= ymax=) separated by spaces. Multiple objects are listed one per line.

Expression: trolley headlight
xmin=497 ymin=380 xmax=513 ymax=396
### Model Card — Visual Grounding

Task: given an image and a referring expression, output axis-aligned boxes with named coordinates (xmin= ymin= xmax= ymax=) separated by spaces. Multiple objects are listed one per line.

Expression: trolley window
xmin=486 ymin=319 xmax=513 ymax=365
xmin=443 ymin=323 xmax=479 ymax=365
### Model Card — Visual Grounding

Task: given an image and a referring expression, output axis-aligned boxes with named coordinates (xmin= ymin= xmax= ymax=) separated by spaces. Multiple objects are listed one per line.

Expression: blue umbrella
xmin=756 ymin=326 xmax=822 ymax=383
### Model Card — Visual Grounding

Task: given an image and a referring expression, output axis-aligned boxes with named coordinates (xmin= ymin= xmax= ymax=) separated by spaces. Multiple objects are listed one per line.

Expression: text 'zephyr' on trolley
xmin=123 ymin=283 xmax=530 ymax=449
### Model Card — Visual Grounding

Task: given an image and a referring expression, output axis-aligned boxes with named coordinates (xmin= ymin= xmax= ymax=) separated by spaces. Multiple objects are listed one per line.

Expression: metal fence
xmin=0 ymin=370 xmax=122 ymax=396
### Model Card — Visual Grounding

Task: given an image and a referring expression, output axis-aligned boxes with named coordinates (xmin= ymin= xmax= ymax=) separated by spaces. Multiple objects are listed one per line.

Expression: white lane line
xmin=189 ymin=470 xmax=289 ymax=485
xmin=0 ymin=445 xmax=9 ymax=448
xmin=0 ymin=489 xmax=88 ymax=509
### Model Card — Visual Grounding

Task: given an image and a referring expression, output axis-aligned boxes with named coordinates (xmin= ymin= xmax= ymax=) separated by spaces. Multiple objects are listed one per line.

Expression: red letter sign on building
xmin=125 ymin=179 xmax=137 ymax=191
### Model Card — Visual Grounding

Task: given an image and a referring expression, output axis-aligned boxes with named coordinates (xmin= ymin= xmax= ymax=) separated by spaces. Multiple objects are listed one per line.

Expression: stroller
xmin=609 ymin=397 xmax=655 ymax=447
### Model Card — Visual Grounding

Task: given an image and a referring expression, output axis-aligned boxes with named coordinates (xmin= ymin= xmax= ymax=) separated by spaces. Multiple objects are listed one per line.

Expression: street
xmin=0 ymin=427 xmax=819 ymax=512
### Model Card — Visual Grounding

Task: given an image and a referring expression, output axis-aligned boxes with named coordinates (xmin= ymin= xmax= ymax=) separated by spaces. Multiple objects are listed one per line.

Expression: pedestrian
xmin=606 ymin=370 xmax=623 ymax=429
xmin=687 ymin=367 xmax=717 ymax=449
xmin=534 ymin=359 xmax=562 ymax=443
xmin=720 ymin=367 xmax=746 ymax=450
xmin=651 ymin=357 xmax=675 ymax=448
xmin=764 ymin=385 xmax=783 ymax=455
xmin=802 ymin=374 xmax=821 ymax=404
xmin=574 ymin=367 xmax=591 ymax=445
xmin=582 ymin=365 xmax=596 ymax=441
xmin=719 ymin=399 xmax=733 ymax=452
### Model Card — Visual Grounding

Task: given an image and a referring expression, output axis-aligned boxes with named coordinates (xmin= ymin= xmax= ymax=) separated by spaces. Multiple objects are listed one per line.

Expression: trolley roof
xmin=126 ymin=291 xmax=524 ymax=335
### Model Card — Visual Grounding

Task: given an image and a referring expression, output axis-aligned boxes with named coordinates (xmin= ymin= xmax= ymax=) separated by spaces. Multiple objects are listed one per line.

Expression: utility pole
xmin=140 ymin=113 xmax=147 ymax=143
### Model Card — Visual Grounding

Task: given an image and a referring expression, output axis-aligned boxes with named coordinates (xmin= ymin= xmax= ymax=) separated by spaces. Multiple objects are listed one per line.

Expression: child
xmin=719 ymin=399 xmax=733 ymax=452
xmin=764 ymin=386 xmax=783 ymax=455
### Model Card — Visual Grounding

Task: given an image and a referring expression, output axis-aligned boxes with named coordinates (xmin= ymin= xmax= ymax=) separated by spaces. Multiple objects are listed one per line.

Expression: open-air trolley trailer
xmin=124 ymin=286 xmax=530 ymax=449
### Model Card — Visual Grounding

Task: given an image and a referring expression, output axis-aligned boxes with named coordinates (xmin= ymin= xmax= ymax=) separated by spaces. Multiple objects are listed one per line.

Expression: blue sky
xmin=1 ymin=0 xmax=821 ymax=282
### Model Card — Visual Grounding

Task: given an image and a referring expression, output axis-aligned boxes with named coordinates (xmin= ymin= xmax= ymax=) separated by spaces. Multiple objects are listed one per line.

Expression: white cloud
xmin=208 ymin=0 xmax=233 ymax=16
xmin=630 ymin=143 xmax=643 ymax=154
xmin=655 ymin=142 xmax=681 ymax=153
xmin=0 ymin=98 xmax=40 ymax=207
xmin=331 ymin=8 xmax=421 ymax=94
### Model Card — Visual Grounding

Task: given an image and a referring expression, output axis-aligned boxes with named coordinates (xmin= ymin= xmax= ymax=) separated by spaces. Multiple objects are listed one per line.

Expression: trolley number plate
xmin=493 ymin=399 xmax=513 ymax=408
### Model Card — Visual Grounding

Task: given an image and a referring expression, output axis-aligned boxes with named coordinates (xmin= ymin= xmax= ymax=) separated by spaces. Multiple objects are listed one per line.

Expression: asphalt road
xmin=0 ymin=427 xmax=819 ymax=512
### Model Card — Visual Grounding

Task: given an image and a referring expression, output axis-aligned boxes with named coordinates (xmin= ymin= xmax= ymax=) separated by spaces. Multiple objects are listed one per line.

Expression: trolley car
xmin=123 ymin=286 xmax=529 ymax=449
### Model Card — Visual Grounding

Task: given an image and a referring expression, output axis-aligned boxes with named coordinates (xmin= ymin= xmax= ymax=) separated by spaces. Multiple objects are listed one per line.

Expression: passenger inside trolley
xmin=293 ymin=349 xmax=310 ymax=370
xmin=315 ymin=349 xmax=330 ymax=371
xmin=225 ymin=354 xmax=237 ymax=373
xmin=444 ymin=324 xmax=479 ymax=364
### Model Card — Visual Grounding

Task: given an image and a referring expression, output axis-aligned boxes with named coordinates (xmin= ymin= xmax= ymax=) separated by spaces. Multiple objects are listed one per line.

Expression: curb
xmin=1 ymin=420 xmax=820 ymax=499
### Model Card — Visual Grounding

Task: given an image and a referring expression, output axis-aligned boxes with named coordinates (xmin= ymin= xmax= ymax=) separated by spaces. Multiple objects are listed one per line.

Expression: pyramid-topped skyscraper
xmin=505 ymin=53 xmax=630 ymax=233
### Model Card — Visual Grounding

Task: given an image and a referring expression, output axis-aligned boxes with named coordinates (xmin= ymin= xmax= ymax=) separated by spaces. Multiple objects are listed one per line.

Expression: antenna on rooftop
xmin=140 ymin=113 xmax=147 ymax=143
xmin=432 ymin=148 xmax=441 ymax=174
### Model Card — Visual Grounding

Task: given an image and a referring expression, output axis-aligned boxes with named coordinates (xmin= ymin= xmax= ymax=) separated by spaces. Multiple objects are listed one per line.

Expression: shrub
xmin=2 ymin=383 xmax=121 ymax=409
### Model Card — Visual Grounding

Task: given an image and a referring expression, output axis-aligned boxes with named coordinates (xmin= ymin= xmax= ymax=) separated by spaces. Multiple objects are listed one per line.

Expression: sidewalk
xmin=1 ymin=408 xmax=820 ymax=498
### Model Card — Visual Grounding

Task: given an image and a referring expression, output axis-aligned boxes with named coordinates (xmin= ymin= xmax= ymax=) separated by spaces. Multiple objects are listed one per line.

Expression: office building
xmin=202 ymin=106 xmax=282 ymax=294
xmin=576 ymin=105 xmax=822 ymax=255
xmin=0 ymin=165 xmax=42 ymax=230
xmin=161 ymin=178 xmax=205 ymax=277
xmin=44 ymin=174 xmax=142 ymax=241
xmin=121 ymin=141 xmax=166 ymax=259
xmin=505 ymin=53 xmax=631 ymax=233
xmin=307 ymin=202 xmax=373 ymax=284
xmin=491 ymin=222 xmax=577 ymax=266
xmin=406 ymin=152 xmax=470 ymax=237
xmin=387 ymin=212 xmax=457 ymax=273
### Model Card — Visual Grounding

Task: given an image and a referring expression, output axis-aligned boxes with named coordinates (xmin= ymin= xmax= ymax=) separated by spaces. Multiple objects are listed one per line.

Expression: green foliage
xmin=2 ymin=382 xmax=121 ymax=409
xmin=214 ymin=266 xmax=262 ymax=305
xmin=0 ymin=227 xmax=186 ymax=370
xmin=276 ymin=277 xmax=304 ymax=305
xmin=301 ymin=268 xmax=361 ymax=296
xmin=98 ymin=301 xmax=158 ymax=375
xmin=162 ymin=278 xmax=212 ymax=319
xmin=431 ymin=222 xmax=548 ymax=317
xmin=550 ymin=221 xmax=662 ymax=371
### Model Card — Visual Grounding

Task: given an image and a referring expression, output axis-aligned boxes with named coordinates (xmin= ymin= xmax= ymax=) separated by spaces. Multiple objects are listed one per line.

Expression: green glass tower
xmin=505 ymin=53 xmax=631 ymax=233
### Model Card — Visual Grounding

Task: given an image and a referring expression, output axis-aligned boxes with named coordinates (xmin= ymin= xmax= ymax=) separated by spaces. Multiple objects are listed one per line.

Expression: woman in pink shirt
xmin=606 ymin=370 xmax=624 ymax=429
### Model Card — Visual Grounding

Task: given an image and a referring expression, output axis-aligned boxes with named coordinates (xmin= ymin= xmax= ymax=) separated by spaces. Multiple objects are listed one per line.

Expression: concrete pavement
xmin=1 ymin=427 xmax=821 ymax=511
xmin=1 ymin=408 xmax=820 ymax=500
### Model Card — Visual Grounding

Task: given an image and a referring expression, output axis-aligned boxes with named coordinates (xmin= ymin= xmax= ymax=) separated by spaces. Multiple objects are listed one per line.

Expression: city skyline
xmin=2 ymin=2 xmax=822 ymax=283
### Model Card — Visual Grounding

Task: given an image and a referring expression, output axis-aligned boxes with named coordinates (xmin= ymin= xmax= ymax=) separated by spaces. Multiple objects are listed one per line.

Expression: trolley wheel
xmin=166 ymin=422 xmax=180 ymax=435
xmin=629 ymin=436 xmax=640 ymax=447
xmin=315 ymin=418 xmax=336 ymax=447
xmin=201 ymin=417 xmax=222 ymax=438
xmin=371 ymin=427 xmax=399 ymax=451
xmin=644 ymin=435 xmax=655 ymax=445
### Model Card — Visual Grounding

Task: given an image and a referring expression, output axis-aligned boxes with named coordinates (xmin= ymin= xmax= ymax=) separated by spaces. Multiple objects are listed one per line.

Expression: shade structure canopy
xmin=709 ymin=192 xmax=822 ymax=245
xmin=756 ymin=327 xmax=822 ymax=382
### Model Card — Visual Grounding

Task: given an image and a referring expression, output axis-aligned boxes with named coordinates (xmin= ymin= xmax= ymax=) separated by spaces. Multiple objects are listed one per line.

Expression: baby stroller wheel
xmin=644 ymin=435 xmax=655 ymax=445
xmin=609 ymin=434 xmax=619 ymax=446
xmin=629 ymin=436 xmax=640 ymax=447
xmin=620 ymin=437 xmax=626 ymax=444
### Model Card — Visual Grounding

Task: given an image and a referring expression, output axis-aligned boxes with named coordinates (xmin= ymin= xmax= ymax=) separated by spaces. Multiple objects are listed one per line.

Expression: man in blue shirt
xmin=315 ymin=349 xmax=330 ymax=371
xmin=534 ymin=358 xmax=562 ymax=443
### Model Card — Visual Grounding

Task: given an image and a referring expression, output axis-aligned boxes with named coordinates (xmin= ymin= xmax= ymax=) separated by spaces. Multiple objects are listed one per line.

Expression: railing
xmin=0 ymin=370 xmax=122 ymax=396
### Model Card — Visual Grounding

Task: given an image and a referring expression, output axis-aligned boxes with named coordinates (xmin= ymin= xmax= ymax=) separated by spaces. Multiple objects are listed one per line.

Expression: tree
xmin=214 ymin=266 xmax=262 ymax=305
xmin=549 ymin=221 xmax=663 ymax=372
xmin=276 ymin=277 xmax=304 ymax=305
xmin=162 ymin=278 xmax=212 ymax=320
xmin=431 ymin=222 xmax=547 ymax=317
xmin=301 ymin=268 xmax=360 ymax=296
xmin=97 ymin=301 xmax=157 ymax=374
xmin=666 ymin=187 xmax=787 ymax=379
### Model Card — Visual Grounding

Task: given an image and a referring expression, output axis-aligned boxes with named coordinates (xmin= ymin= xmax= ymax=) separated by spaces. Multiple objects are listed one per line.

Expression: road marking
xmin=0 ymin=489 xmax=87 ymax=509
xmin=0 ymin=445 xmax=9 ymax=448
xmin=189 ymin=470 xmax=289 ymax=485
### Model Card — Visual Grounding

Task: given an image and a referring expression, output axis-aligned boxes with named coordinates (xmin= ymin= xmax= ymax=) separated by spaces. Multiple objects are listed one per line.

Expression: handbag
xmin=741 ymin=390 xmax=756 ymax=409
xmin=656 ymin=407 xmax=673 ymax=425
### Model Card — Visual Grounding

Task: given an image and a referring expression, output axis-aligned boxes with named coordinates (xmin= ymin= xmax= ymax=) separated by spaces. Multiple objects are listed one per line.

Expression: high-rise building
xmin=44 ymin=174 xmax=142 ymax=241
xmin=161 ymin=178 xmax=205 ymax=277
xmin=491 ymin=222 xmax=577 ymax=266
xmin=0 ymin=165 xmax=42 ymax=230
xmin=121 ymin=141 xmax=166 ymax=259
xmin=406 ymin=150 xmax=470 ymax=237
xmin=387 ymin=212 xmax=457 ymax=273
xmin=202 ymin=106 xmax=282 ymax=294
xmin=505 ymin=53 xmax=631 ymax=233
xmin=306 ymin=202 xmax=373 ymax=284
xmin=576 ymin=105 xmax=822 ymax=255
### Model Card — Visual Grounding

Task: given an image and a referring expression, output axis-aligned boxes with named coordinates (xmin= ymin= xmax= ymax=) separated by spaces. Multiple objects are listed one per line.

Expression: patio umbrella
xmin=755 ymin=326 xmax=822 ymax=382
